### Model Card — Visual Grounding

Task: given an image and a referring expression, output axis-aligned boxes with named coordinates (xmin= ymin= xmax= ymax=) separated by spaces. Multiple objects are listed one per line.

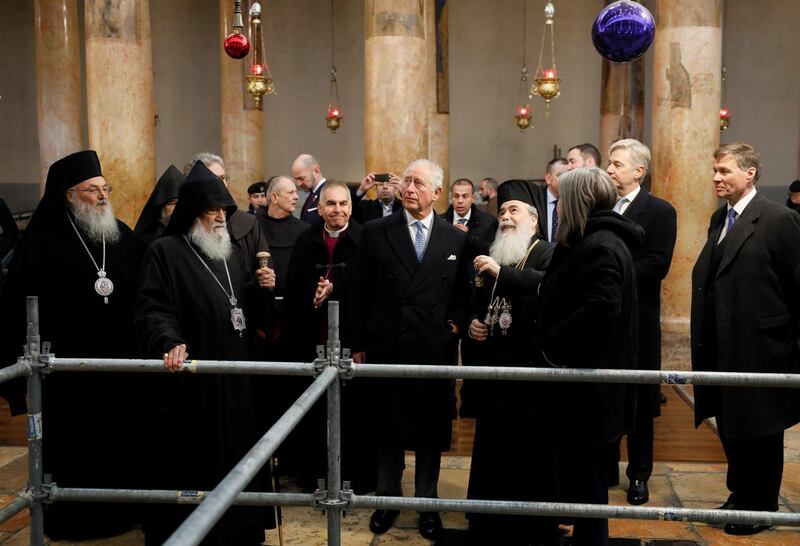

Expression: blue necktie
xmin=457 ymin=218 xmax=468 ymax=225
xmin=551 ymin=200 xmax=558 ymax=242
xmin=413 ymin=221 xmax=427 ymax=262
xmin=726 ymin=207 xmax=737 ymax=234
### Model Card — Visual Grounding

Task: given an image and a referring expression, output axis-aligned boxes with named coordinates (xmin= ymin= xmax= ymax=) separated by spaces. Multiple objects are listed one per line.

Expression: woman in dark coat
xmin=533 ymin=167 xmax=643 ymax=546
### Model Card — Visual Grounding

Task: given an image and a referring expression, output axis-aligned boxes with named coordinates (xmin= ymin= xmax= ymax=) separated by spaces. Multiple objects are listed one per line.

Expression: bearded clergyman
xmin=461 ymin=179 xmax=561 ymax=545
xmin=135 ymin=161 xmax=274 ymax=546
xmin=0 ymin=150 xmax=146 ymax=540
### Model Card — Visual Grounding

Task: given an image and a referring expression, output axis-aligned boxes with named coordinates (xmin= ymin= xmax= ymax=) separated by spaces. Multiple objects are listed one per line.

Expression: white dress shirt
xmin=615 ymin=184 xmax=642 ymax=215
xmin=718 ymin=187 xmax=757 ymax=243
xmin=405 ymin=209 xmax=434 ymax=247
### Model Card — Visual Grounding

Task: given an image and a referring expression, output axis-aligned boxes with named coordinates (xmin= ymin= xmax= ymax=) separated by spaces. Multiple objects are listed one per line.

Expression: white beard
xmin=72 ymin=199 xmax=120 ymax=244
xmin=490 ymin=220 xmax=535 ymax=266
xmin=188 ymin=219 xmax=232 ymax=261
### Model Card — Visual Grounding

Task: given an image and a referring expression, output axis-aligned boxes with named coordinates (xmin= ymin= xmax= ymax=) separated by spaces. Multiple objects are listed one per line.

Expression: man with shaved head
xmin=292 ymin=153 xmax=327 ymax=227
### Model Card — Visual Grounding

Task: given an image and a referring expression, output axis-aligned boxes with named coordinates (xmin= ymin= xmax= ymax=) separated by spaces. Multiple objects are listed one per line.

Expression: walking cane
xmin=271 ymin=456 xmax=284 ymax=546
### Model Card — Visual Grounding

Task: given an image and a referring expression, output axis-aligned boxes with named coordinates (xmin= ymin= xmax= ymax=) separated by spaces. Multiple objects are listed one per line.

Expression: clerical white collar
xmin=312 ymin=178 xmax=327 ymax=194
xmin=325 ymin=222 xmax=348 ymax=238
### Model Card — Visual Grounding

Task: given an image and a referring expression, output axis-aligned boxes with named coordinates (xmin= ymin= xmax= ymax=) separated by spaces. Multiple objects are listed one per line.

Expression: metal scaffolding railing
xmin=1 ymin=296 xmax=798 ymax=546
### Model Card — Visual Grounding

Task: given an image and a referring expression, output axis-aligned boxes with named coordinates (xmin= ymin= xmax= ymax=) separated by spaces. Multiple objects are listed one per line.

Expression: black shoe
xmin=718 ymin=498 xmax=736 ymax=510
xmin=724 ymin=523 xmax=772 ymax=535
xmin=627 ymin=479 xmax=649 ymax=505
xmin=419 ymin=511 xmax=443 ymax=540
xmin=369 ymin=509 xmax=399 ymax=534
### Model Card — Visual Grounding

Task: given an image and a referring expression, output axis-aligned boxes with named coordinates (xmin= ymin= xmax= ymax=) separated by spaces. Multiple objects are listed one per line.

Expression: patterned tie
xmin=726 ymin=207 xmax=737 ymax=234
xmin=301 ymin=191 xmax=316 ymax=219
xmin=413 ymin=220 xmax=427 ymax=262
xmin=551 ymin=200 xmax=558 ymax=242
xmin=457 ymin=218 xmax=468 ymax=226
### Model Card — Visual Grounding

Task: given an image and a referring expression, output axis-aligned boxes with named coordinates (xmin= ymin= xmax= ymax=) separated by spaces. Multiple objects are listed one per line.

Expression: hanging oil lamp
xmin=530 ymin=1 xmax=561 ymax=116
xmin=223 ymin=1 xmax=250 ymax=59
xmin=325 ymin=0 xmax=343 ymax=133
xmin=244 ymin=2 xmax=276 ymax=109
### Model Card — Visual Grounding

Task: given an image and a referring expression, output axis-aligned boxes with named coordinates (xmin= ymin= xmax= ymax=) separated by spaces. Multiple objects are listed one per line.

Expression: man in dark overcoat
xmin=605 ymin=139 xmax=677 ymax=505
xmin=440 ymin=177 xmax=498 ymax=257
xmin=352 ymin=159 xmax=469 ymax=541
xmin=352 ymin=172 xmax=403 ymax=224
xmin=691 ymin=142 xmax=800 ymax=536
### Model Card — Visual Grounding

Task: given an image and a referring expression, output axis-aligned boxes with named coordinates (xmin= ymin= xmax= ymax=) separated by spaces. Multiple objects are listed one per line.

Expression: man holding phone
xmin=353 ymin=172 xmax=403 ymax=223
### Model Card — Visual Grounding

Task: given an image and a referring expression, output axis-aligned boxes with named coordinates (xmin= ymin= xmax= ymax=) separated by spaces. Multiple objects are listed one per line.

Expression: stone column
xmin=85 ymin=0 xmax=156 ymax=228
xmin=650 ymin=0 xmax=721 ymax=347
xmin=599 ymin=58 xmax=644 ymax=160
xmin=34 ymin=0 xmax=83 ymax=194
xmin=220 ymin=0 xmax=264 ymax=207
xmin=426 ymin=0 xmax=449 ymax=212
xmin=365 ymin=0 xmax=430 ymax=179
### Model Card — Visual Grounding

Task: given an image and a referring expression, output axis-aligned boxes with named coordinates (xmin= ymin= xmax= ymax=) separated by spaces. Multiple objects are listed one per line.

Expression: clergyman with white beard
xmin=0 ymin=150 xmax=147 ymax=540
xmin=461 ymin=178 xmax=560 ymax=544
xmin=134 ymin=160 xmax=275 ymax=545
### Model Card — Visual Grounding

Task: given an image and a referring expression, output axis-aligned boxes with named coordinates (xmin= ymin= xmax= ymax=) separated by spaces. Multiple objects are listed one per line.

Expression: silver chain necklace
xmin=183 ymin=235 xmax=247 ymax=336
xmin=67 ymin=212 xmax=114 ymax=304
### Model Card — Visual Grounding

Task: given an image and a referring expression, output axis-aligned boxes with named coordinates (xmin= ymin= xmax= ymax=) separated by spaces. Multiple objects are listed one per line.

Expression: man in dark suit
xmin=531 ymin=158 xmax=569 ymax=242
xmin=605 ymin=139 xmax=677 ymax=505
xmin=691 ymin=142 xmax=800 ymax=536
xmin=566 ymin=142 xmax=601 ymax=171
xmin=292 ymin=153 xmax=327 ymax=227
xmin=441 ymin=178 xmax=498 ymax=257
xmin=352 ymin=171 xmax=403 ymax=223
xmin=352 ymin=159 xmax=469 ymax=541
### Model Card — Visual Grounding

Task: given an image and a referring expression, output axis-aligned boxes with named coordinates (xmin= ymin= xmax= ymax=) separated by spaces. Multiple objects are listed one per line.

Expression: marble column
xmin=34 ymin=0 xmax=83 ymax=194
xmin=220 ymin=0 xmax=264 ymax=208
xmin=427 ymin=0 xmax=450 ymax=213
xmin=365 ymin=0 xmax=430 ymax=179
xmin=651 ymin=0 xmax=721 ymax=344
xmin=85 ymin=0 xmax=156 ymax=228
xmin=599 ymin=58 xmax=644 ymax=160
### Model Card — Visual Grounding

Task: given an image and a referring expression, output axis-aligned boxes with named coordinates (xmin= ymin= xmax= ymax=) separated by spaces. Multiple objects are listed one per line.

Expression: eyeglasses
xmin=72 ymin=186 xmax=113 ymax=195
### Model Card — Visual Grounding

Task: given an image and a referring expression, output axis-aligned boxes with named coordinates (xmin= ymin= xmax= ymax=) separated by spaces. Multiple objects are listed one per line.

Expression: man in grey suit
xmin=691 ymin=142 xmax=800 ymax=536
xmin=352 ymin=159 xmax=469 ymax=541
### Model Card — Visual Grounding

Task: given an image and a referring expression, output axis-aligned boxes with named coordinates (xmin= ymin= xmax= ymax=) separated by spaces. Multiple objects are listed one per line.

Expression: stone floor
xmin=1 ymin=429 xmax=799 ymax=545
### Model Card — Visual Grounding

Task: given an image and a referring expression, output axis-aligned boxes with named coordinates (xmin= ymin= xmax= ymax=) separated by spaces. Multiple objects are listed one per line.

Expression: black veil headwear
xmin=496 ymin=179 xmax=537 ymax=209
xmin=26 ymin=150 xmax=103 ymax=233
xmin=166 ymin=161 xmax=237 ymax=236
xmin=134 ymin=165 xmax=184 ymax=236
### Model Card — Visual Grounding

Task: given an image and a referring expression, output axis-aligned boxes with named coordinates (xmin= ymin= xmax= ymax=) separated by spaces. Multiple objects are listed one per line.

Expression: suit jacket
xmin=300 ymin=181 xmax=326 ymax=227
xmin=441 ymin=204 xmax=498 ymax=258
xmin=352 ymin=192 xmax=402 ymax=224
xmin=622 ymin=187 xmax=677 ymax=417
xmin=691 ymin=193 xmax=800 ymax=438
xmin=352 ymin=210 xmax=469 ymax=450
xmin=530 ymin=183 xmax=552 ymax=241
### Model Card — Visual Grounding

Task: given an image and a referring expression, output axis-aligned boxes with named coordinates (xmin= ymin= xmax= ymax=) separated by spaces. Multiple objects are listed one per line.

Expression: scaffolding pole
xmin=49 ymin=487 xmax=315 ymax=507
xmin=351 ymin=363 xmax=800 ymax=387
xmin=163 ymin=365 xmax=338 ymax=546
xmin=48 ymin=358 xmax=315 ymax=376
xmin=25 ymin=296 xmax=44 ymax=546
xmin=324 ymin=302 xmax=344 ymax=546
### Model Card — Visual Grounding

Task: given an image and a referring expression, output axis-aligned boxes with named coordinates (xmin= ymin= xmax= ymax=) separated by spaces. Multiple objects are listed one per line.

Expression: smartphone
xmin=374 ymin=173 xmax=391 ymax=183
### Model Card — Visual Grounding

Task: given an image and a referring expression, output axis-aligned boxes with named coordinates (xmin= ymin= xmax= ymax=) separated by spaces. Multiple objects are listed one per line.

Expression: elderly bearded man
xmin=462 ymin=179 xmax=558 ymax=545
xmin=135 ymin=161 xmax=275 ymax=546
xmin=0 ymin=150 xmax=146 ymax=540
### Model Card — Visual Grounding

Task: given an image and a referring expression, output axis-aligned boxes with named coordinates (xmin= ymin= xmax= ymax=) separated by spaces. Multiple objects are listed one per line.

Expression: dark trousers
xmin=607 ymin=412 xmax=654 ymax=483
xmin=558 ymin=442 xmax=609 ymax=546
xmin=376 ymin=444 xmax=441 ymax=503
xmin=719 ymin=427 xmax=784 ymax=511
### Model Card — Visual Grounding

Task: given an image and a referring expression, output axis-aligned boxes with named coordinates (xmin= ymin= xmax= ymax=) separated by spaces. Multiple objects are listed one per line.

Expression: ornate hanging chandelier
xmin=515 ymin=1 xmax=533 ymax=131
xmin=325 ymin=0 xmax=343 ymax=133
xmin=245 ymin=2 xmax=276 ymax=109
xmin=530 ymin=1 xmax=561 ymax=116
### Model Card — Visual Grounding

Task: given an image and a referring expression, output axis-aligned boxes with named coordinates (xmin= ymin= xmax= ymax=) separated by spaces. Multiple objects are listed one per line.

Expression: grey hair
xmin=404 ymin=159 xmax=444 ymax=191
xmin=609 ymin=138 xmax=651 ymax=175
xmin=266 ymin=175 xmax=294 ymax=196
xmin=555 ymin=167 xmax=619 ymax=247
xmin=184 ymin=152 xmax=225 ymax=175
xmin=320 ymin=180 xmax=352 ymax=203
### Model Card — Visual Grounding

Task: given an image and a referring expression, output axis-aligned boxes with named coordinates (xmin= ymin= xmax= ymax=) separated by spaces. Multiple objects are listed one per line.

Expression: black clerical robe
xmin=0 ymin=217 xmax=146 ymax=539
xmin=135 ymin=234 xmax=272 ymax=546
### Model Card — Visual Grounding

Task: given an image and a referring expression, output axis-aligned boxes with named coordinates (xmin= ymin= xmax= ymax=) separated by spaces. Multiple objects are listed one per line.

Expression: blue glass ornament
xmin=592 ymin=1 xmax=655 ymax=63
